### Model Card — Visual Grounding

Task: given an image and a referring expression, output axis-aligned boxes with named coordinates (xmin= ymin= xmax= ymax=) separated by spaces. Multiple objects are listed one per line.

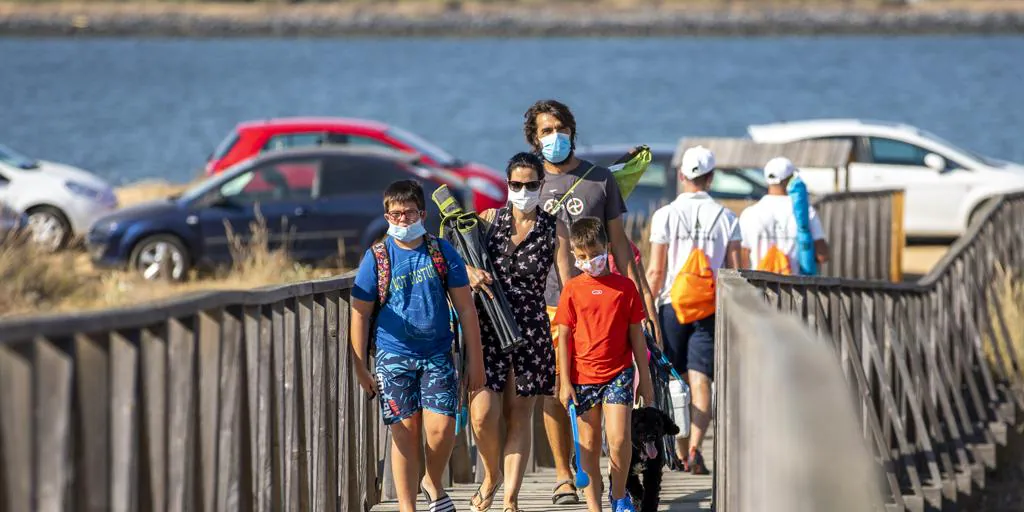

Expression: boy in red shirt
xmin=555 ymin=217 xmax=654 ymax=512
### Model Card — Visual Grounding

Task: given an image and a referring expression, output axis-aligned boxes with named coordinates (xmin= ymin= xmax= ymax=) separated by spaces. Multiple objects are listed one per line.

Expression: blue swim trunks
xmin=573 ymin=366 xmax=635 ymax=415
xmin=374 ymin=349 xmax=458 ymax=425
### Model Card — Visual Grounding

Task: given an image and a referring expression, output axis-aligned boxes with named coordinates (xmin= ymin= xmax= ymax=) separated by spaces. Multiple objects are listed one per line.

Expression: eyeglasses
xmin=385 ymin=209 xmax=422 ymax=222
xmin=508 ymin=180 xmax=542 ymax=192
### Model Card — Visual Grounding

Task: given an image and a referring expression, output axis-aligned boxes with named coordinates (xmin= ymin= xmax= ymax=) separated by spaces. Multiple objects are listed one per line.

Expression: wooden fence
xmin=624 ymin=189 xmax=905 ymax=282
xmin=715 ymin=192 xmax=1024 ymax=511
xmin=814 ymin=189 xmax=905 ymax=282
xmin=0 ymin=187 xmax=920 ymax=511
xmin=0 ymin=276 xmax=385 ymax=512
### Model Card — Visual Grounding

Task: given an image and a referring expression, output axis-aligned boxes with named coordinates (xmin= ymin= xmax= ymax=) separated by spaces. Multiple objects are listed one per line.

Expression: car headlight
xmin=65 ymin=181 xmax=103 ymax=200
xmin=466 ymin=177 xmax=506 ymax=201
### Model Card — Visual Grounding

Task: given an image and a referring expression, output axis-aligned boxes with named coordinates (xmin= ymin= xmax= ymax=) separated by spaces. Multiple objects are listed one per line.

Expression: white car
xmin=0 ymin=144 xmax=118 ymax=250
xmin=748 ymin=119 xmax=1024 ymax=237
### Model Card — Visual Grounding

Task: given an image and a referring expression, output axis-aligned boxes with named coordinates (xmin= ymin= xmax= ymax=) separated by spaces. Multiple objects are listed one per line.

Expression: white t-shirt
xmin=738 ymin=195 xmax=826 ymax=275
xmin=649 ymin=192 xmax=742 ymax=307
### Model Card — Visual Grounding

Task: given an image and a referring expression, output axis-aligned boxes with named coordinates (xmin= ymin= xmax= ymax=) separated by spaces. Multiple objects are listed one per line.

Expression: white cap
xmin=680 ymin=146 xmax=716 ymax=180
xmin=763 ymin=156 xmax=796 ymax=185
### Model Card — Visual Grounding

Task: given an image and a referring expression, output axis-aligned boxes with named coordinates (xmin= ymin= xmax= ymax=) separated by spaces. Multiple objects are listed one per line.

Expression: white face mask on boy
xmin=574 ymin=253 xmax=608 ymax=276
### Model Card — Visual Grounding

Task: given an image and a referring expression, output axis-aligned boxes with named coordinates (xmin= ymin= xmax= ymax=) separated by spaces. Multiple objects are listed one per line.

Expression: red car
xmin=205 ymin=117 xmax=507 ymax=211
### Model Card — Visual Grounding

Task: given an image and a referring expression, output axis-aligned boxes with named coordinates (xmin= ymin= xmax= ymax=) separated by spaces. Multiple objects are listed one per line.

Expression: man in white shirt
xmin=739 ymin=157 xmax=830 ymax=273
xmin=645 ymin=145 xmax=742 ymax=474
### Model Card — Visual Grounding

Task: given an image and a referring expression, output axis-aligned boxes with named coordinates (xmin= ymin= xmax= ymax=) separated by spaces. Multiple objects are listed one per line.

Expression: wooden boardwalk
xmin=372 ymin=440 xmax=713 ymax=511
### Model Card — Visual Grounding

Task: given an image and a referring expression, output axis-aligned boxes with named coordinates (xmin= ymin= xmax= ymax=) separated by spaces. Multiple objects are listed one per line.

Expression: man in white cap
xmin=739 ymin=157 xmax=830 ymax=274
xmin=645 ymin=145 xmax=742 ymax=473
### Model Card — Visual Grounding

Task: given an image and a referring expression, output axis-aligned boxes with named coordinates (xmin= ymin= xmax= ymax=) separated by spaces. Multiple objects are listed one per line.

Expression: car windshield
xmin=735 ymin=168 xmax=768 ymax=187
xmin=179 ymin=159 xmax=250 ymax=202
xmin=386 ymin=126 xmax=457 ymax=167
xmin=0 ymin=144 xmax=40 ymax=170
xmin=210 ymin=129 xmax=240 ymax=161
xmin=915 ymin=128 xmax=1001 ymax=167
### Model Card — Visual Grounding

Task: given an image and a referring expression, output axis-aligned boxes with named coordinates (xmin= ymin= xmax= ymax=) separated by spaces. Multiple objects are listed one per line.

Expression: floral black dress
xmin=479 ymin=207 xmax=558 ymax=396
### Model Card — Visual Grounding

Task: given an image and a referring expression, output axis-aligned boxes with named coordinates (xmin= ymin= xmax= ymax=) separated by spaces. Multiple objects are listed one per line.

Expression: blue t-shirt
xmin=352 ymin=237 xmax=470 ymax=358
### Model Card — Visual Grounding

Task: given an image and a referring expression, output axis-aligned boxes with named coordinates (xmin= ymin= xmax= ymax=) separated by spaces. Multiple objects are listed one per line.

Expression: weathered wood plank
xmin=139 ymin=326 xmax=167 ymax=512
xmin=270 ymin=301 xmax=291 ymax=510
xmin=0 ymin=345 xmax=32 ymax=512
xmin=296 ymin=294 xmax=315 ymax=511
xmin=323 ymin=291 xmax=340 ymax=512
xmin=35 ymin=338 xmax=73 ymax=512
xmin=197 ymin=310 xmax=222 ymax=512
xmin=166 ymin=318 xmax=196 ymax=512
xmin=338 ymin=292 xmax=354 ymax=512
xmin=243 ymin=305 xmax=273 ymax=512
xmin=370 ymin=454 xmax=714 ymax=511
xmin=217 ymin=307 xmax=243 ymax=512
xmin=109 ymin=331 xmax=139 ymax=512
xmin=74 ymin=333 xmax=110 ymax=511
xmin=309 ymin=294 xmax=327 ymax=512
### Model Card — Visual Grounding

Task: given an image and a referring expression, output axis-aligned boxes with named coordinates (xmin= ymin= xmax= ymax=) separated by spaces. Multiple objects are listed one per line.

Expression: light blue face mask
xmin=387 ymin=220 xmax=426 ymax=242
xmin=540 ymin=132 xmax=572 ymax=164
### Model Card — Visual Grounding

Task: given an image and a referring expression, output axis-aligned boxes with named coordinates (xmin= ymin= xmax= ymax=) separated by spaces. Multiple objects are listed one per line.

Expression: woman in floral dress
xmin=465 ymin=152 xmax=573 ymax=512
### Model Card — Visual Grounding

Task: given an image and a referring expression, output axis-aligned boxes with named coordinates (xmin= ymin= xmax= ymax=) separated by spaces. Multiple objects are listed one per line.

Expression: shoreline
xmin=3 ymin=2 xmax=1024 ymax=37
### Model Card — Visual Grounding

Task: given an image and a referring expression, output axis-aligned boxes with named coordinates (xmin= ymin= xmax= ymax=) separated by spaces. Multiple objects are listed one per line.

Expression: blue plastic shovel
xmin=567 ymin=401 xmax=591 ymax=489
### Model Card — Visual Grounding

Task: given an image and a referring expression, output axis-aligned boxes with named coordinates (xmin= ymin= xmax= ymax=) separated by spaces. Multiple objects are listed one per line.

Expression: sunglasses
xmin=508 ymin=180 xmax=542 ymax=192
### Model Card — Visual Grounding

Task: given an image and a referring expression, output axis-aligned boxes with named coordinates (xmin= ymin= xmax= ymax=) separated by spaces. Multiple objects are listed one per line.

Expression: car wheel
xmin=130 ymin=235 xmax=190 ymax=281
xmin=26 ymin=206 xmax=72 ymax=252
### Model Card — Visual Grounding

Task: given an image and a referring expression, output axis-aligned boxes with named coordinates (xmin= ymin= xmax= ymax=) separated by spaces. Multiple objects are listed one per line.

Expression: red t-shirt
xmin=553 ymin=272 xmax=646 ymax=385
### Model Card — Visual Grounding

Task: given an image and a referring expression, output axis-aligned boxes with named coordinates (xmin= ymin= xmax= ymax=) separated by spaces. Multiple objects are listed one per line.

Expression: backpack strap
xmin=371 ymin=240 xmax=391 ymax=308
xmin=424 ymin=234 xmax=449 ymax=290
xmin=551 ymin=164 xmax=597 ymax=216
xmin=689 ymin=203 xmax=726 ymax=249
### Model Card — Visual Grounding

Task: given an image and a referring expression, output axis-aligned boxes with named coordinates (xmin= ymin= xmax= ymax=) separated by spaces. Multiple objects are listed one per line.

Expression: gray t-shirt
xmin=539 ymin=159 xmax=628 ymax=306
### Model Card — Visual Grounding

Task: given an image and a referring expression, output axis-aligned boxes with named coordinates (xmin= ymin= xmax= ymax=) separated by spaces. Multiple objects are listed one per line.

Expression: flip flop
xmin=421 ymin=484 xmax=455 ymax=512
xmin=551 ymin=479 xmax=579 ymax=505
xmin=470 ymin=477 xmax=502 ymax=512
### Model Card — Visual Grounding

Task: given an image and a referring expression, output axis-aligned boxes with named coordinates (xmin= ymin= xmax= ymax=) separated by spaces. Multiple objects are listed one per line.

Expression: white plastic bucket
xmin=668 ymin=379 xmax=691 ymax=439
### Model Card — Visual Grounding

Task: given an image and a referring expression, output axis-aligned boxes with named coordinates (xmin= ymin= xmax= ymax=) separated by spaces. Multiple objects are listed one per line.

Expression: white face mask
xmin=508 ymin=186 xmax=540 ymax=212
xmin=574 ymin=253 xmax=608 ymax=277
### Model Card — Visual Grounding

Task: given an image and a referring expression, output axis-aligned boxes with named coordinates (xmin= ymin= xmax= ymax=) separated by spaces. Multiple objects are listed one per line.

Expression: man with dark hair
xmin=523 ymin=99 xmax=661 ymax=505
xmin=350 ymin=179 xmax=485 ymax=512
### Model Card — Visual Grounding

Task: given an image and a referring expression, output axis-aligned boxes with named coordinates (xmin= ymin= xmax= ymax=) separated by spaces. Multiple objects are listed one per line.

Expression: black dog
xmin=609 ymin=406 xmax=680 ymax=512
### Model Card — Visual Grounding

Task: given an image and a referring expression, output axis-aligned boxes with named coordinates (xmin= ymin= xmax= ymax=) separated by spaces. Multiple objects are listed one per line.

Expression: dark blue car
xmin=87 ymin=146 xmax=469 ymax=280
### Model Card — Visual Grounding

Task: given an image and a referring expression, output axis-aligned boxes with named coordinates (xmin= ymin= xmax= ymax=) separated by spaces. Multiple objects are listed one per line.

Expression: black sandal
xmin=551 ymin=479 xmax=579 ymax=505
xmin=421 ymin=484 xmax=455 ymax=512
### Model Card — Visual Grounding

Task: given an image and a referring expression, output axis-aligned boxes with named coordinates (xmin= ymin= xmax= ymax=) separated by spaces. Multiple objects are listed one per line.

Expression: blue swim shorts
xmin=573 ymin=366 xmax=635 ymax=415
xmin=374 ymin=349 xmax=458 ymax=425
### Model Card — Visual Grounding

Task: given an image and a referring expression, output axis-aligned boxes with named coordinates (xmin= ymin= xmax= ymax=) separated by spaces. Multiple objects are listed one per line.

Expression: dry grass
xmin=983 ymin=265 xmax=1024 ymax=383
xmin=902 ymin=245 xmax=949 ymax=276
xmin=0 ymin=214 xmax=343 ymax=318
xmin=114 ymin=179 xmax=196 ymax=208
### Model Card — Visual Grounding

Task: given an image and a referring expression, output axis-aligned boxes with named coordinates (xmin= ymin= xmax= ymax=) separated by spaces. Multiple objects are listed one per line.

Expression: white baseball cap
xmin=763 ymin=156 xmax=797 ymax=185
xmin=680 ymin=146 xmax=716 ymax=180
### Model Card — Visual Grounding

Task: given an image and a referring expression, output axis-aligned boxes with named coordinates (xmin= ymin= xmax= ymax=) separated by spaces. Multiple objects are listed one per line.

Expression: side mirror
xmin=924 ymin=153 xmax=947 ymax=172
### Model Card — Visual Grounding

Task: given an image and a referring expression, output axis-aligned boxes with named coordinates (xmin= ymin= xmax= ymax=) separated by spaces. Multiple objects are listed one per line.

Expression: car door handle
xmin=294 ymin=207 xmax=307 ymax=217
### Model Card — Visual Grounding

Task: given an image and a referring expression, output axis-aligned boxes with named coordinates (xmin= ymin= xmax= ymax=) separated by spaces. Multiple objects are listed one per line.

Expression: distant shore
xmin=3 ymin=1 xmax=1024 ymax=37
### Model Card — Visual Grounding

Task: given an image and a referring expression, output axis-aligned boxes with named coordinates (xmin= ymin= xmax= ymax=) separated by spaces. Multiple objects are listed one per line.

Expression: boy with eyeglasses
xmin=350 ymin=179 xmax=485 ymax=512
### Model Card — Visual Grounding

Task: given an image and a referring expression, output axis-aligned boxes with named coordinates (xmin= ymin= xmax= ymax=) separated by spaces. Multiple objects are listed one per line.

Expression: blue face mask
xmin=387 ymin=220 xmax=426 ymax=242
xmin=540 ymin=132 xmax=572 ymax=164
